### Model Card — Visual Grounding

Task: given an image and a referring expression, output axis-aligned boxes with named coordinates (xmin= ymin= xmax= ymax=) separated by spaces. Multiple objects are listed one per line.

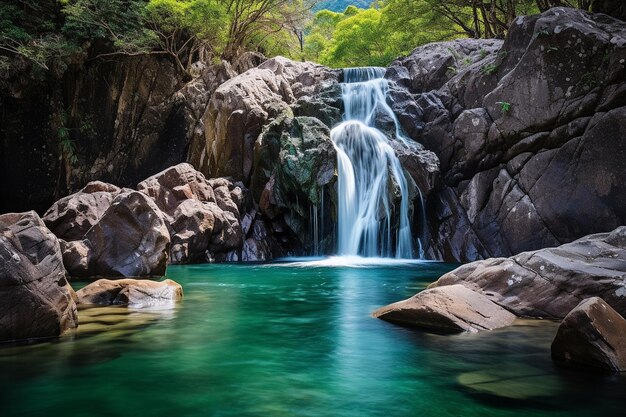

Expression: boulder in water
xmin=551 ymin=297 xmax=626 ymax=371
xmin=0 ymin=211 xmax=78 ymax=342
xmin=76 ymin=278 xmax=183 ymax=308
xmin=373 ymin=284 xmax=516 ymax=333
xmin=430 ymin=226 xmax=626 ymax=319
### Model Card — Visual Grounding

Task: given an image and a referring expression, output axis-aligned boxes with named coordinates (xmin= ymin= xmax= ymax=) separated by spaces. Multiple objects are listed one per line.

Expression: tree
xmin=221 ymin=0 xmax=314 ymax=61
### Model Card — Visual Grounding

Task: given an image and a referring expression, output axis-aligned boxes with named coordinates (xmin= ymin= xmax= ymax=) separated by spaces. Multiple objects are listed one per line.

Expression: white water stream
xmin=331 ymin=67 xmax=415 ymax=258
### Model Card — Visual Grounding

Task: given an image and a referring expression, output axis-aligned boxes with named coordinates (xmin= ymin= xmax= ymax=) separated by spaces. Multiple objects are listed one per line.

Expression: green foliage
xmin=496 ymin=101 xmax=511 ymax=113
xmin=63 ymin=0 xmax=157 ymax=53
xmin=57 ymin=110 xmax=79 ymax=166
xmin=481 ymin=62 xmax=499 ymax=75
xmin=305 ymin=0 xmax=456 ymax=68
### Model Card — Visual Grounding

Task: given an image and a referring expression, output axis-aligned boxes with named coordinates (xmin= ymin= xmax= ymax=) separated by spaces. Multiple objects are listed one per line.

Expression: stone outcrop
xmin=76 ymin=278 xmax=183 ymax=308
xmin=0 ymin=211 xmax=78 ymax=342
xmin=552 ymin=297 xmax=626 ymax=371
xmin=373 ymin=284 xmax=516 ymax=333
xmin=44 ymin=185 xmax=170 ymax=278
xmin=138 ymin=163 xmax=283 ymax=263
xmin=190 ymin=57 xmax=340 ymax=182
xmin=187 ymin=57 xmax=344 ymax=255
xmin=386 ymin=8 xmax=626 ymax=262
xmin=430 ymin=226 xmax=626 ymax=319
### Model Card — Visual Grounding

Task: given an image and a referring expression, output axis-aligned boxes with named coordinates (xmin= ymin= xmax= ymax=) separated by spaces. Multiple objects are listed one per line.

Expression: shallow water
xmin=1 ymin=261 xmax=625 ymax=417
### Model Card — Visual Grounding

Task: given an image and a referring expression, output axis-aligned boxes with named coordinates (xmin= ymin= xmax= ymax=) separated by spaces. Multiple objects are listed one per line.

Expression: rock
xmin=45 ymin=183 xmax=170 ymax=277
xmin=0 ymin=211 xmax=78 ymax=342
xmin=190 ymin=56 xmax=339 ymax=183
xmin=76 ymin=278 xmax=183 ymax=308
xmin=458 ymin=365 xmax=563 ymax=400
xmin=372 ymin=284 xmax=516 ymax=333
xmin=43 ymin=181 xmax=126 ymax=241
xmin=137 ymin=163 xmax=216 ymax=213
xmin=1 ymin=54 xmax=196 ymax=215
xmin=411 ymin=8 xmax=626 ymax=262
xmin=138 ymin=163 xmax=245 ymax=263
xmin=551 ymin=297 xmax=626 ymax=371
xmin=59 ymin=239 xmax=90 ymax=276
xmin=81 ymin=191 xmax=170 ymax=277
xmin=431 ymin=226 xmax=626 ymax=319
xmin=387 ymin=39 xmax=503 ymax=93
xmin=250 ymin=114 xmax=338 ymax=253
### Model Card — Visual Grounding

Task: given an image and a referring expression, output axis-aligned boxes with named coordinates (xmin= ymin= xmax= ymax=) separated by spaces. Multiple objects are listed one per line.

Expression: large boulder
xmin=190 ymin=57 xmax=340 ymax=183
xmin=551 ymin=297 xmax=626 ymax=371
xmin=45 ymin=186 xmax=171 ymax=278
xmin=0 ymin=211 xmax=78 ymax=342
xmin=372 ymin=284 xmax=516 ymax=333
xmin=43 ymin=181 xmax=127 ymax=241
xmin=430 ymin=226 xmax=626 ymax=319
xmin=81 ymin=191 xmax=170 ymax=277
xmin=77 ymin=278 xmax=183 ymax=308
xmin=137 ymin=163 xmax=247 ymax=263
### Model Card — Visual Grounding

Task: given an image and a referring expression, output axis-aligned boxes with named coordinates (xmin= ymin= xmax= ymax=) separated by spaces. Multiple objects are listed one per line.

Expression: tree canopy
xmin=0 ymin=0 xmax=598 ymax=75
xmin=303 ymin=0 xmax=597 ymax=67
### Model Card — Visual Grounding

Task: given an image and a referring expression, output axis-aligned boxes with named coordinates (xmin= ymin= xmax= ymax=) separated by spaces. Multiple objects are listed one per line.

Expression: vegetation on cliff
xmin=0 ymin=0 xmax=312 ymax=78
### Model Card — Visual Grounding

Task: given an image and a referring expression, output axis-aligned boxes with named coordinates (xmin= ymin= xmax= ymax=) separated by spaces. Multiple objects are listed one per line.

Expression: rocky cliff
xmin=386 ymin=7 xmax=626 ymax=261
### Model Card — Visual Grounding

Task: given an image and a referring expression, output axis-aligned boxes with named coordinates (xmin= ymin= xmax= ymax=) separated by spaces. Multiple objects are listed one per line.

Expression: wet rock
xmin=552 ymin=297 xmax=626 ymax=371
xmin=373 ymin=284 xmax=516 ymax=333
xmin=0 ymin=211 xmax=78 ymax=342
xmin=431 ymin=226 xmax=626 ymax=319
xmin=76 ymin=278 xmax=183 ymax=308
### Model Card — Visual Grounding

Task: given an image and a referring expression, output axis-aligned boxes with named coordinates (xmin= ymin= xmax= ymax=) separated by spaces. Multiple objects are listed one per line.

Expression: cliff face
xmin=387 ymin=7 xmax=626 ymax=261
xmin=0 ymin=52 xmax=244 ymax=215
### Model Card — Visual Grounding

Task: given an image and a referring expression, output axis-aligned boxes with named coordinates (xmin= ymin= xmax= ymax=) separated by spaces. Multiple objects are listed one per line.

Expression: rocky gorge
xmin=0 ymin=4 xmax=625 ymax=383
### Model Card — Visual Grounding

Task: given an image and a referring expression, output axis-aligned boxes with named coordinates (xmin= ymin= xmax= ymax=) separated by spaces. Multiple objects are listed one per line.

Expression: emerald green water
xmin=1 ymin=260 xmax=625 ymax=416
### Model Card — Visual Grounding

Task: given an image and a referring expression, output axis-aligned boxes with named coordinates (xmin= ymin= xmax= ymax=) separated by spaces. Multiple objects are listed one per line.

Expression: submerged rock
xmin=458 ymin=365 xmax=563 ymax=400
xmin=373 ymin=284 xmax=516 ymax=333
xmin=76 ymin=278 xmax=183 ymax=308
xmin=430 ymin=226 xmax=626 ymax=319
xmin=0 ymin=211 xmax=78 ymax=342
xmin=552 ymin=297 xmax=626 ymax=372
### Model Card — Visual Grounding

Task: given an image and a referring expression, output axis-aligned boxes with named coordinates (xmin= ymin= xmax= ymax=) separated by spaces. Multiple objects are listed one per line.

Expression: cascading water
xmin=331 ymin=67 xmax=416 ymax=258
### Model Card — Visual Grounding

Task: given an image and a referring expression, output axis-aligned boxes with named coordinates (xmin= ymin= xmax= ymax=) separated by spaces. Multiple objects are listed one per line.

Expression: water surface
xmin=1 ymin=261 xmax=625 ymax=416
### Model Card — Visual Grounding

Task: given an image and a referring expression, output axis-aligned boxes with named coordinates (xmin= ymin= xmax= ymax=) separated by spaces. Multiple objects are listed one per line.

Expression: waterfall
xmin=331 ymin=67 xmax=415 ymax=258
